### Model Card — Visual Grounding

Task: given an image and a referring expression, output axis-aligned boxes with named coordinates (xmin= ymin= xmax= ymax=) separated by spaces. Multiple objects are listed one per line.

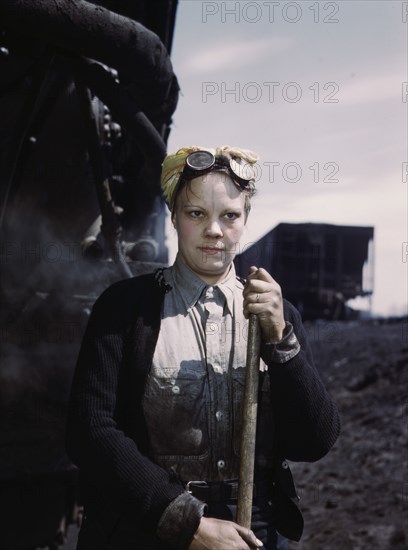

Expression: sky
xmin=165 ymin=0 xmax=407 ymax=317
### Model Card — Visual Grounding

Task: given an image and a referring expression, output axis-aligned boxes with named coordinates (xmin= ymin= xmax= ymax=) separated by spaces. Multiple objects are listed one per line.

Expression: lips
xmin=199 ymin=246 xmax=224 ymax=255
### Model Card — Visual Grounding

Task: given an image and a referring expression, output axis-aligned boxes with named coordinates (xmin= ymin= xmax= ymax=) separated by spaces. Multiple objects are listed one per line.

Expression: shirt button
xmin=215 ymin=411 xmax=223 ymax=421
xmin=172 ymin=385 xmax=180 ymax=394
xmin=206 ymin=287 xmax=214 ymax=299
xmin=282 ymin=460 xmax=289 ymax=469
xmin=217 ymin=460 xmax=225 ymax=469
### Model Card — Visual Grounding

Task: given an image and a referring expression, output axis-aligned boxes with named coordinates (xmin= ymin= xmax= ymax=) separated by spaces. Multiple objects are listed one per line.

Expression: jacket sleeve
xmin=65 ymin=280 xmax=203 ymax=543
xmin=261 ymin=299 xmax=340 ymax=462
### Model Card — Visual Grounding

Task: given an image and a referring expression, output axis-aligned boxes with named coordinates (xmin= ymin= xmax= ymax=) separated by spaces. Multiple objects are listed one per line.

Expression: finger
xmin=243 ymin=290 xmax=272 ymax=308
xmin=247 ymin=291 xmax=268 ymax=305
xmin=243 ymin=280 xmax=274 ymax=297
xmin=246 ymin=265 xmax=259 ymax=279
xmin=254 ymin=267 xmax=274 ymax=283
xmin=243 ymin=302 xmax=268 ymax=318
xmin=235 ymin=524 xmax=263 ymax=548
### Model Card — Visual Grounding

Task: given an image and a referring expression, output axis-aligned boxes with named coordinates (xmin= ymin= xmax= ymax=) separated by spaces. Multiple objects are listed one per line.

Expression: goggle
xmin=181 ymin=150 xmax=256 ymax=190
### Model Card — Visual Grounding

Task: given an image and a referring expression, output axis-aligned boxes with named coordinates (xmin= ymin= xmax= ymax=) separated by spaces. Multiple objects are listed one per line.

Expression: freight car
xmin=0 ymin=1 xmax=179 ymax=548
xmin=234 ymin=223 xmax=374 ymax=320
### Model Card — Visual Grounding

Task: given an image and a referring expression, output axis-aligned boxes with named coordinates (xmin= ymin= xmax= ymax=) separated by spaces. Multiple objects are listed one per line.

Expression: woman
xmin=66 ymin=145 xmax=340 ymax=550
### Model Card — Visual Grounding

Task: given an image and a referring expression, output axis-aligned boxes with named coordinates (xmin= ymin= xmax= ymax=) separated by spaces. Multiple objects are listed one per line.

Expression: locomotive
xmin=0 ymin=1 xmax=179 ymax=548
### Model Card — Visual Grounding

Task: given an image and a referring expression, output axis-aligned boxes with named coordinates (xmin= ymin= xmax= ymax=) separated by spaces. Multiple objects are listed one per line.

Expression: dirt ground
xmin=288 ymin=319 xmax=408 ymax=550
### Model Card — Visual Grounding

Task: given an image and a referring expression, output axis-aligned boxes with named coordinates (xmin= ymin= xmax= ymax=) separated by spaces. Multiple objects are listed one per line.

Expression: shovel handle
xmin=236 ymin=314 xmax=261 ymax=528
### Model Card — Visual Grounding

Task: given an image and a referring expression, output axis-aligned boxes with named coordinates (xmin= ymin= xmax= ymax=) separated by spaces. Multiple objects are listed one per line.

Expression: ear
xmin=171 ymin=211 xmax=177 ymax=229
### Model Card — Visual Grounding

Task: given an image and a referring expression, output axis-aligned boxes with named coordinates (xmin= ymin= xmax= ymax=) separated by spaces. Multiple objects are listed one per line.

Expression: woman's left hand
xmin=243 ymin=266 xmax=286 ymax=343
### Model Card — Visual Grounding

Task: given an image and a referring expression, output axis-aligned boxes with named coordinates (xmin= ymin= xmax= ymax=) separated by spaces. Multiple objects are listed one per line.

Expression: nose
xmin=204 ymin=219 xmax=223 ymax=238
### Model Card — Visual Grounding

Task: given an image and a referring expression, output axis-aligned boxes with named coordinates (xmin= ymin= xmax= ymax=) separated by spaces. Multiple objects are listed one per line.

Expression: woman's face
xmin=173 ymin=172 xmax=247 ymax=284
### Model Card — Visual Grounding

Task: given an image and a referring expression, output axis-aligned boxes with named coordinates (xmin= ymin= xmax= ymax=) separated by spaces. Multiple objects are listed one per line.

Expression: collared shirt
xmin=142 ymin=255 xmax=258 ymax=483
xmin=142 ymin=255 xmax=300 ymax=484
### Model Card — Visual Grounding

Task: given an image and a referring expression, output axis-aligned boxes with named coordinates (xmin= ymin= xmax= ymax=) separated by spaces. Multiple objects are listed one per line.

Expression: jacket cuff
xmin=156 ymin=492 xmax=206 ymax=549
xmin=261 ymin=321 xmax=300 ymax=364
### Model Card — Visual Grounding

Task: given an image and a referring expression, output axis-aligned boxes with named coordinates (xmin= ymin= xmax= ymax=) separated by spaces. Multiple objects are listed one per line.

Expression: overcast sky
xmin=166 ymin=0 xmax=407 ymax=316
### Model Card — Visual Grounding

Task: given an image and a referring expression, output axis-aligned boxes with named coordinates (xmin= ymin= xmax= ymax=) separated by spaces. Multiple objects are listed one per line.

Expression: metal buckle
xmin=186 ymin=480 xmax=208 ymax=494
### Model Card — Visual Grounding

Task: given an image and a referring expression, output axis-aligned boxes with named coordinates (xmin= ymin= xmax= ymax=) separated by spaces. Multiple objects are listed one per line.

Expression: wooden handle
xmin=236 ymin=314 xmax=261 ymax=528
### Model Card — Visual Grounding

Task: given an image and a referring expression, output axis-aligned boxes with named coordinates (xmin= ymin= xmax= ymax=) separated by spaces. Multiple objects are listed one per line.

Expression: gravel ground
xmin=288 ymin=319 xmax=408 ymax=550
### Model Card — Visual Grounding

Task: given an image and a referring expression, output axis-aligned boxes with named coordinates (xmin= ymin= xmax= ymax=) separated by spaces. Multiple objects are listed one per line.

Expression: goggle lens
xmin=230 ymin=158 xmax=255 ymax=183
xmin=182 ymin=150 xmax=255 ymax=190
xmin=186 ymin=151 xmax=215 ymax=171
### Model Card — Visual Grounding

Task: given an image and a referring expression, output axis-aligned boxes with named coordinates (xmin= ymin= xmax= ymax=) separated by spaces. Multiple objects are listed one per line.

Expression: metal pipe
xmin=75 ymin=82 xmax=132 ymax=279
xmin=236 ymin=314 xmax=261 ymax=529
xmin=73 ymin=57 xmax=167 ymax=166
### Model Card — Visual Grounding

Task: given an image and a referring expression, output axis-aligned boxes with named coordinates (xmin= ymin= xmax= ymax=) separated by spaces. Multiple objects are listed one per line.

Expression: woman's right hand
xmin=188 ymin=517 xmax=263 ymax=550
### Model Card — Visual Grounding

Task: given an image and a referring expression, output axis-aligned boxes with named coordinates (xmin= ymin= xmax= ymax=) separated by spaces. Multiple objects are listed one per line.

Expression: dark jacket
xmin=66 ymin=272 xmax=340 ymax=547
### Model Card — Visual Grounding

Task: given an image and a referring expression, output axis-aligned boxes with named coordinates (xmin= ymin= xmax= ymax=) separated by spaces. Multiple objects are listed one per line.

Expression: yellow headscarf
xmin=161 ymin=145 xmax=259 ymax=210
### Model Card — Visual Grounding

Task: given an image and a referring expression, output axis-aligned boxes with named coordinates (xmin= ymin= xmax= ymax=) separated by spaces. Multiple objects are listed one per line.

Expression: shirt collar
xmin=216 ymin=265 xmax=236 ymax=316
xmin=170 ymin=254 xmax=237 ymax=314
